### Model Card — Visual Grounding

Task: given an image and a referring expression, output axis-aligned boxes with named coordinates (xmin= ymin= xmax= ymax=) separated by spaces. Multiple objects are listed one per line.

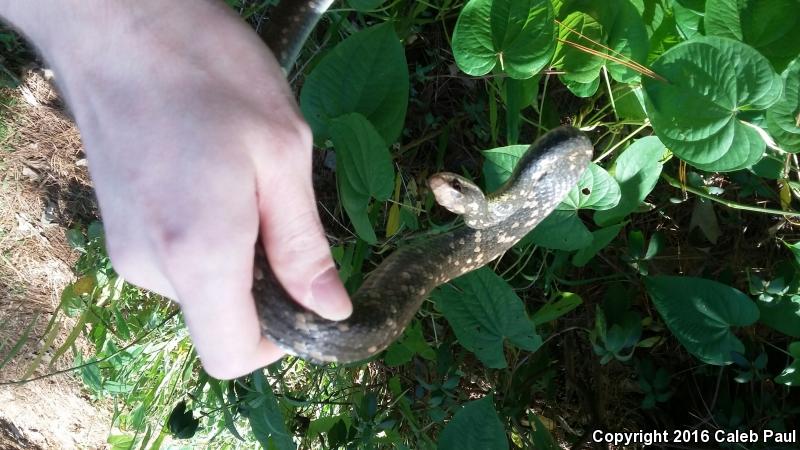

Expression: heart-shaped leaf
xmin=757 ymin=295 xmax=800 ymax=338
xmin=483 ymin=144 xmax=533 ymax=191
xmin=433 ymin=267 xmax=542 ymax=368
xmin=767 ymin=57 xmax=800 ymax=152
xmin=452 ymin=0 xmax=555 ymax=79
xmin=330 ymin=113 xmax=394 ymax=200
xmin=438 ymin=397 xmax=508 ymax=450
xmin=561 ymin=163 xmax=621 ymax=211
xmin=330 ymin=113 xmax=395 ymax=243
xmin=645 ymin=276 xmax=759 ymax=365
xmin=643 ymin=36 xmax=782 ymax=171
xmin=301 ymin=23 xmax=408 ymax=145
xmin=553 ymin=11 xmax=605 ymax=96
xmin=705 ymin=0 xmax=800 ymax=71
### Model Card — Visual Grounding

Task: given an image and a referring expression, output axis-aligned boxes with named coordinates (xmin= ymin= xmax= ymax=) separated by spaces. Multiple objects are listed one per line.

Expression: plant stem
xmin=593 ymin=121 xmax=650 ymax=163
xmin=661 ymin=173 xmax=800 ymax=217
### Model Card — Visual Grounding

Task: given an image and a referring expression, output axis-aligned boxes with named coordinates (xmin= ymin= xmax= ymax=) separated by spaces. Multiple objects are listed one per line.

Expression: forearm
xmin=0 ymin=1 xmax=285 ymax=126
xmin=0 ymin=2 xmax=154 ymax=59
xmin=1 ymin=1 xmax=237 ymax=95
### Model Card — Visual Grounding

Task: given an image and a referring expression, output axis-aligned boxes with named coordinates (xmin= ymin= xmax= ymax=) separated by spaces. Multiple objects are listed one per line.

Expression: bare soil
xmin=0 ymin=69 xmax=110 ymax=449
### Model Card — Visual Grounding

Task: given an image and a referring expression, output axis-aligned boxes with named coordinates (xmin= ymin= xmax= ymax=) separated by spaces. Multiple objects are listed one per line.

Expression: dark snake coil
xmin=253 ymin=2 xmax=594 ymax=364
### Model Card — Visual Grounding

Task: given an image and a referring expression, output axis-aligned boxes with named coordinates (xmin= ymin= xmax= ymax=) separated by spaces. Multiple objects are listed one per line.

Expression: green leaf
xmin=348 ymin=0 xmax=385 ymax=11
xmin=645 ymin=276 xmax=759 ymax=365
xmin=248 ymin=380 xmax=296 ymax=450
xmin=532 ymin=292 xmax=583 ymax=325
xmin=300 ymin=23 xmax=409 ymax=144
xmin=705 ymin=0 xmax=800 ymax=72
xmin=338 ymin=174 xmax=376 ymax=243
xmin=554 ymin=0 xmax=649 ymax=88
xmin=107 ymin=435 xmax=135 ymax=450
xmin=527 ymin=210 xmax=593 ymax=251
xmin=603 ymin=311 xmax=642 ymax=355
xmin=529 ymin=414 xmax=559 ymax=450
xmin=482 ymin=144 xmax=533 ymax=191
xmin=87 ymin=221 xmax=104 ymax=241
xmin=553 ymin=11 xmax=604 ymax=96
xmin=49 ymin=310 xmax=88 ymax=369
xmin=383 ymin=341 xmax=414 ymax=367
xmin=589 ymin=0 xmax=651 ymax=82
xmin=0 ymin=313 xmax=39 ymax=371
xmin=308 ymin=415 xmax=349 ymax=439
xmin=757 ymin=295 xmax=800 ymax=338
xmin=563 ymin=76 xmax=602 ymax=98
xmin=438 ymin=396 xmax=508 ymax=450
xmin=775 ymin=342 xmax=800 ymax=386
xmin=384 ymin=321 xmax=434 ymax=366
xmin=672 ymin=0 xmax=704 ymax=39
xmin=80 ymin=359 xmax=103 ymax=393
xmin=572 ymin=223 xmax=624 ymax=267
xmin=433 ymin=268 xmax=542 ymax=368
xmin=613 ymin=84 xmax=647 ymax=121
xmin=452 ymin=0 xmax=555 ymax=79
xmin=66 ymin=228 xmax=86 ymax=251
xmin=750 ymin=151 xmax=786 ymax=179
xmin=326 ymin=419 xmax=349 ymax=449
xmin=643 ymin=36 xmax=783 ymax=171
xmin=330 ymin=113 xmax=395 ymax=200
xmin=594 ymin=136 xmax=665 ymax=225
xmin=330 ymin=113 xmax=394 ymax=245
xmin=767 ymin=57 xmax=800 ymax=152
xmin=209 ymin=381 xmax=244 ymax=441
xmin=167 ymin=401 xmax=200 ymax=439
xmin=784 ymin=240 xmax=800 ymax=266
xmin=689 ymin=198 xmax=721 ymax=244
xmin=561 ymin=163 xmax=621 ymax=211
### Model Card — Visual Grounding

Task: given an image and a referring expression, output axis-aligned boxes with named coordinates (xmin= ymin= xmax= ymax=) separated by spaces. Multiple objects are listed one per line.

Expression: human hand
xmin=0 ymin=0 xmax=352 ymax=379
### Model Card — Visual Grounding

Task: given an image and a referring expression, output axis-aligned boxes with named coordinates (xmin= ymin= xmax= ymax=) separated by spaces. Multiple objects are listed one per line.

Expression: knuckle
xmin=266 ymin=118 xmax=314 ymax=158
xmin=267 ymin=212 xmax=329 ymax=269
xmin=151 ymin=225 xmax=206 ymax=270
xmin=293 ymin=119 xmax=313 ymax=149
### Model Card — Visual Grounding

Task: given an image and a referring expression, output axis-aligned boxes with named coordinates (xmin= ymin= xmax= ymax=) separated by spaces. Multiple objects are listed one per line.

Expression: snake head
xmin=428 ymin=172 xmax=490 ymax=224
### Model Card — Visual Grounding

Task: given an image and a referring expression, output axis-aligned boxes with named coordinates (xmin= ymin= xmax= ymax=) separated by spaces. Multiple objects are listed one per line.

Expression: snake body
xmin=253 ymin=3 xmax=593 ymax=364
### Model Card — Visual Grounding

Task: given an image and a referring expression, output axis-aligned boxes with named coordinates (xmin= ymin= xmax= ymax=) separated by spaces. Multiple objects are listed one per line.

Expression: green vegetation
xmin=0 ymin=25 xmax=29 ymax=87
xmin=3 ymin=0 xmax=800 ymax=448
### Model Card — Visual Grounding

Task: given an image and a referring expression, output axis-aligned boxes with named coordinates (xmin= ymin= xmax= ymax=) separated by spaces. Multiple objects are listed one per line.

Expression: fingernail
xmin=310 ymin=267 xmax=352 ymax=320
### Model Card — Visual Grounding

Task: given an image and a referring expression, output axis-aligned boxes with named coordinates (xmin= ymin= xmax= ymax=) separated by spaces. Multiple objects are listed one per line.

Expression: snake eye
xmin=451 ymin=178 xmax=463 ymax=192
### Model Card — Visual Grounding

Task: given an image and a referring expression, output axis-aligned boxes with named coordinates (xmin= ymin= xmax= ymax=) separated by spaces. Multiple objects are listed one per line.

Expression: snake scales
xmin=252 ymin=2 xmax=593 ymax=364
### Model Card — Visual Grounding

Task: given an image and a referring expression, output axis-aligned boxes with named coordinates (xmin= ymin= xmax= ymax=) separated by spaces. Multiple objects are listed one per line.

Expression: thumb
xmin=257 ymin=163 xmax=352 ymax=321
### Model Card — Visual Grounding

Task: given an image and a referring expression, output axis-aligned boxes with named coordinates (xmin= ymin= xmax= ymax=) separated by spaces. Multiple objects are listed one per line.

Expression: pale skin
xmin=0 ymin=0 xmax=353 ymax=379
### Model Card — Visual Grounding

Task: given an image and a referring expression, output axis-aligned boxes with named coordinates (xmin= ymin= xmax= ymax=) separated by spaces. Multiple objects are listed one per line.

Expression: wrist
xmin=2 ymin=2 xmax=145 ymax=57
xmin=0 ymin=1 xmax=231 ymax=85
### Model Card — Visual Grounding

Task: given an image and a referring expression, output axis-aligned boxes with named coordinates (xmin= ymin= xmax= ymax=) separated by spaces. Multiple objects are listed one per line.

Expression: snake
xmin=251 ymin=1 xmax=594 ymax=364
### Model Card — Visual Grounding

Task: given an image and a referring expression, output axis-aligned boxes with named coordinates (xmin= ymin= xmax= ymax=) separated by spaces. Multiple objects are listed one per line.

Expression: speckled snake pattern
xmin=253 ymin=2 xmax=594 ymax=364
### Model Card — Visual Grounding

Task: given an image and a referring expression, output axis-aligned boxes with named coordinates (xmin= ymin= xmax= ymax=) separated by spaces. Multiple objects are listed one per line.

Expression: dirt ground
xmin=0 ymin=70 xmax=111 ymax=449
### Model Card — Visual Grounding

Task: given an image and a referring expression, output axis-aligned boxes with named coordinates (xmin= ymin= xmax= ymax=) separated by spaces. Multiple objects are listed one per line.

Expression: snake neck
xmin=261 ymin=0 xmax=336 ymax=71
xmin=255 ymin=126 xmax=594 ymax=364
